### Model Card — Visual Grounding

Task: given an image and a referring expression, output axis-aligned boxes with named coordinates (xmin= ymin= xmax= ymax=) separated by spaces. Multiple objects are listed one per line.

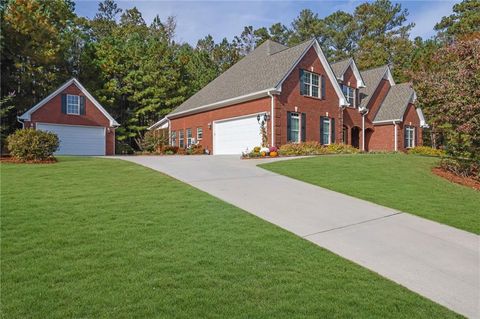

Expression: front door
xmin=351 ymin=126 xmax=360 ymax=149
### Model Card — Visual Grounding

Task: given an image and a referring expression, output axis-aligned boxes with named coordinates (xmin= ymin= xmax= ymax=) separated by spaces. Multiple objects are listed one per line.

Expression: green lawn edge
xmin=1 ymin=157 xmax=462 ymax=318
xmin=259 ymin=153 xmax=479 ymax=234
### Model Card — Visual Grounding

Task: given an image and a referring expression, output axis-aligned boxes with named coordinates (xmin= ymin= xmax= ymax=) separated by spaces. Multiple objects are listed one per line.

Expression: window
xmin=321 ymin=117 xmax=331 ymax=145
xmin=301 ymin=70 xmax=320 ymax=98
xmin=179 ymin=130 xmax=185 ymax=148
xmin=186 ymin=128 xmax=193 ymax=147
xmin=197 ymin=127 xmax=203 ymax=140
xmin=342 ymin=126 xmax=348 ymax=144
xmin=405 ymin=126 xmax=415 ymax=148
xmin=171 ymin=131 xmax=176 ymax=146
xmin=341 ymin=85 xmax=355 ymax=107
xmin=289 ymin=113 xmax=300 ymax=142
xmin=67 ymin=94 xmax=80 ymax=115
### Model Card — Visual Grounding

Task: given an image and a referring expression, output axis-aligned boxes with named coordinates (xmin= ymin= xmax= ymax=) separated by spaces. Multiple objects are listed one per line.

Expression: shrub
xmin=140 ymin=130 xmax=168 ymax=153
xmin=279 ymin=142 xmax=359 ymax=156
xmin=269 ymin=146 xmax=278 ymax=153
xmin=163 ymin=145 xmax=179 ymax=154
xmin=440 ymin=158 xmax=479 ymax=180
xmin=186 ymin=144 xmax=204 ymax=155
xmin=116 ymin=142 xmax=134 ymax=155
xmin=6 ymin=129 xmax=59 ymax=161
xmin=408 ymin=146 xmax=446 ymax=157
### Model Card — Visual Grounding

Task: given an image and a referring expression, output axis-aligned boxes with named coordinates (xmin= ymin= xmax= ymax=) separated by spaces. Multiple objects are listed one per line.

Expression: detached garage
xmin=18 ymin=78 xmax=119 ymax=156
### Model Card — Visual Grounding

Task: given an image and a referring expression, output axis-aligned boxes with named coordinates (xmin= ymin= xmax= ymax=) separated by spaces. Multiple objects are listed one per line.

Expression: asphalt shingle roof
xmin=330 ymin=58 xmax=352 ymax=79
xmin=359 ymin=65 xmax=389 ymax=109
xmin=374 ymin=83 xmax=415 ymax=122
xmin=169 ymin=39 xmax=314 ymax=116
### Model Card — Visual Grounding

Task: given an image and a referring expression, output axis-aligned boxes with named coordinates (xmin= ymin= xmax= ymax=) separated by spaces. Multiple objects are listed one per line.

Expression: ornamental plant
xmin=6 ymin=129 xmax=59 ymax=161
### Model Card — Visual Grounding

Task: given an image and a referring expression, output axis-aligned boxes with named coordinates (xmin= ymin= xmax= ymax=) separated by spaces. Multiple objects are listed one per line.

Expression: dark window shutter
xmin=404 ymin=126 xmax=408 ymax=148
xmin=301 ymin=113 xmax=306 ymax=142
xmin=80 ymin=96 xmax=86 ymax=115
xmin=355 ymin=89 xmax=360 ymax=108
xmin=287 ymin=112 xmax=292 ymax=142
xmin=299 ymin=69 xmax=306 ymax=95
xmin=320 ymin=116 xmax=325 ymax=145
xmin=321 ymin=75 xmax=326 ymax=99
xmin=331 ymin=118 xmax=335 ymax=144
xmin=61 ymin=94 xmax=67 ymax=114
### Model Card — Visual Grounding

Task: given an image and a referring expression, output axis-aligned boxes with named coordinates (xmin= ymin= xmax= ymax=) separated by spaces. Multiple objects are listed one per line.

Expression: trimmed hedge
xmin=278 ymin=142 xmax=359 ymax=156
xmin=6 ymin=129 xmax=59 ymax=161
xmin=407 ymin=146 xmax=446 ymax=157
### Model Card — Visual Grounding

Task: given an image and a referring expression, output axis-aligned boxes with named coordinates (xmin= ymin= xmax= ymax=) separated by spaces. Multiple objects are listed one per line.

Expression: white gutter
xmin=268 ymin=91 xmax=275 ymax=146
xmin=16 ymin=116 xmax=25 ymax=129
xmin=361 ymin=110 xmax=369 ymax=152
xmin=393 ymin=120 xmax=398 ymax=152
xmin=168 ymin=88 xmax=278 ymax=119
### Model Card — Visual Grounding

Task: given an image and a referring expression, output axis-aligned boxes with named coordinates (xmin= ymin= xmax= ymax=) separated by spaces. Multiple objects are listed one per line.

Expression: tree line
xmin=1 ymin=0 xmax=479 ymax=158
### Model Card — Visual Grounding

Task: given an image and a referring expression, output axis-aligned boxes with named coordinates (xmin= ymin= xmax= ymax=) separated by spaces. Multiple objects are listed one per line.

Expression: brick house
xmin=150 ymin=39 xmax=427 ymax=154
xmin=18 ymin=78 xmax=119 ymax=155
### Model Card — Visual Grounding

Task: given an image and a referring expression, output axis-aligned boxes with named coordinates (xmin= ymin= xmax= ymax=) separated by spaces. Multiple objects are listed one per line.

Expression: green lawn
xmin=1 ymin=157 xmax=461 ymax=318
xmin=260 ymin=154 xmax=479 ymax=234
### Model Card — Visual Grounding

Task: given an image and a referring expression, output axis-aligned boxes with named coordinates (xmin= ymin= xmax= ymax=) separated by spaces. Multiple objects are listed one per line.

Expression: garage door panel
xmin=37 ymin=124 xmax=106 ymax=156
xmin=213 ymin=115 xmax=262 ymax=155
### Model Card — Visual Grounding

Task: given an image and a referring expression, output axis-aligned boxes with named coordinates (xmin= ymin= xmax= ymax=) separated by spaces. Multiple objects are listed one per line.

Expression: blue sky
xmin=74 ymin=0 xmax=457 ymax=45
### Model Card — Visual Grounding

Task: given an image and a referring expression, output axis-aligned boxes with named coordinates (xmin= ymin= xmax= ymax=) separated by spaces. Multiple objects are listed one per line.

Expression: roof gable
xmin=359 ymin=65 xmax=395 ymax=109
xmin=19 ymin=78 xmax=119 ymax=126
xmin=331 ymin=58 xmax=365 ymax=88
xmin=373 ymin=83 xmax=416 ymax=123
xmin=167 ymin=39 xmax=348 ymax=118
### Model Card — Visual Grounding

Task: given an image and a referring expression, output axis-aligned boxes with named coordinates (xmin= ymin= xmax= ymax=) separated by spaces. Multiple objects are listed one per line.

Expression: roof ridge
xmin=269 ymin=38 xmax=314 ymax=56
xmin=360 ymin=64 xmax=388 ymax=73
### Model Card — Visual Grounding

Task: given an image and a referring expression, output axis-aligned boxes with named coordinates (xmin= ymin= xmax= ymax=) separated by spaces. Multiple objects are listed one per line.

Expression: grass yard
xmin=260 ymin=154 xmax=479 ymax=234
xmin=1 ymin=157 xmax=461 ymax=318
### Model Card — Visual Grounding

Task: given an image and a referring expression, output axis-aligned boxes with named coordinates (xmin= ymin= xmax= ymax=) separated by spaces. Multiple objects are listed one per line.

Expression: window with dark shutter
xmin=301 ymin=113 xmax=306 ymax=142
xmin=287 ymin=112 xmax=292 ymax=142
xmin=80 ymin=96 xmax=86 ymax=115
xmin=61 ymin=94 xmax=67 ymax=114
xmin=331 ymin=118 xmax=335 ymax=143
xmin=321 ymin=75 xmax=326 ymax=99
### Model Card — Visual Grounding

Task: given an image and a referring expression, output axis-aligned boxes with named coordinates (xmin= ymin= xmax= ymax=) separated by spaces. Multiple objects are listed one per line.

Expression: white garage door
xmin=37 ymin=123 xmax=106 ymax=155
xmin=213 ymin=114 xmax=262 ymax=155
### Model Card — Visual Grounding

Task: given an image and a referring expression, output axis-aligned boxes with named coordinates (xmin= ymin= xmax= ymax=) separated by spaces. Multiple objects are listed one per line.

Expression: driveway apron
xmin=114 ymin=155 xmax=479 ymax=318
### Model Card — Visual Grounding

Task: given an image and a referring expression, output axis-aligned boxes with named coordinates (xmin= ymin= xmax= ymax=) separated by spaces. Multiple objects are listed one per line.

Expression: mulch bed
xmin=0 ymin=156 xmax=57 ymax=164
xmin=432 ymin=167 xmax=480 ymax=191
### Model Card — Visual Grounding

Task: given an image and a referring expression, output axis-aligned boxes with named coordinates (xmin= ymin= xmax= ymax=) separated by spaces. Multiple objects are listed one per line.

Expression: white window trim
xmin=290 ymin=112 xmax=301 ymax=143
xmin=322 ymin=117 xmax=332 ymax=145
xmin=405 ymin=126 xmax=415 ymax=149
xmin=186 ymin=128 xmax=193 ymax=147
xmin=66 ymin=94 xmax=80 ymax=115
xmin=197 ymin=127 xmax=203 ymax=140
xmin=171 ymin=131 xmax=177 ymax=146
xmin=302 ymin=70 xmax=320 ymax=98
xmin=342 ymin=85 xmax=355 ymax=107
xmin=179 ymin=130 xmax=185 ymax=148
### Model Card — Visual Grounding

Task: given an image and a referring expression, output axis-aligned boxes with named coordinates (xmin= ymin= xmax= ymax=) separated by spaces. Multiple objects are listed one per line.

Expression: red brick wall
xmin=369 ymin=124 xmax=395 ymax=151
xmin=25 ymin=83 xmax=115 ymax=155
xmin=275 ymin=47 xmax=341 ymax=146
xmin=398 ymin=103 xmax=422 ymax=151
xmin=367 ymin=79 xmax=391 ymax=122
xmin=169 ymin=97 xmax=271 ymax=153
xmin=342 ymin=66 xmax=358 ymax=89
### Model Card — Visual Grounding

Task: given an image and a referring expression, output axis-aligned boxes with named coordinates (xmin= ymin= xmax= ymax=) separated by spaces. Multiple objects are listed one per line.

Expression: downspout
xmin=268 ymin=91 xmax=275 ymax=147
xmin=393 ymin=121 xmax=398 ymax=152
xmin=361 ymin=111 xmax=368 ymax=152
xmin=16 ymin=116 xmax=25 ymax=129
xmin=167 ymin=117 xmax=171 ymax=145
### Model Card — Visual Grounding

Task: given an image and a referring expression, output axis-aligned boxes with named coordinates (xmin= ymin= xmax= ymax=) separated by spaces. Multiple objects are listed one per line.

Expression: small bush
xmin=140 ymin=130 xmax=168 ymax=153
xmin=440 ymin=158 xmax=479 ymax=180
xmin=186 ymin=144 xmax=204 ymax=155
xmin=6 ymin=129 xmax=59 ymax=161
xmin=278 ymin=142 xmax=359 ymax=156
xmin=116 ymin=142 xmax=134 ymax=155
xmin=163 ymin=146 xmax=179 ymax=154
xmin=408 ymin=146 xmax=446 ymax=157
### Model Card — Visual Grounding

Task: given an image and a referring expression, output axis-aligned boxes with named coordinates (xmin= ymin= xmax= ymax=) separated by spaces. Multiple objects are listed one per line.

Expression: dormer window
xmin=341 ymin=85 xmax=356 ymax=107
xmin=67 ymin=95 xmax=80 ymax=115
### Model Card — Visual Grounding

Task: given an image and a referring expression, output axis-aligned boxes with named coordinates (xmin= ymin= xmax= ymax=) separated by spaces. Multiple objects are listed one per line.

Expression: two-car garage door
xmin=37 ymin=123 xmax=106 ymax=155
xmin=213 ymin=114 xmax=262 ymax=155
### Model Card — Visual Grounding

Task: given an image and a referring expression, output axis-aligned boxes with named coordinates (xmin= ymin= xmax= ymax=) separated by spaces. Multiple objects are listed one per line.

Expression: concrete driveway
xmin=115 ymin=155 xmax=479 ymax=318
